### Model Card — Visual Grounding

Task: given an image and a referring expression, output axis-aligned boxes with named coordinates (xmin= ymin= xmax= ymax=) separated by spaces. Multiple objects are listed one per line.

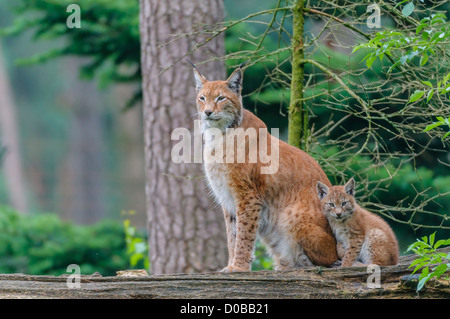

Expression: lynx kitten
xmin=317 ymin=178 xmax=399 ymax=267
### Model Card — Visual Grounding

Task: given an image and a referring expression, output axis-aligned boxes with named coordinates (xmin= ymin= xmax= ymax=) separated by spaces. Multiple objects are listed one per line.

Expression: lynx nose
xmin=204 ymin=110 xmax=213 ymax=117
xmin=335 ymin=212 xmax=342 ymax=218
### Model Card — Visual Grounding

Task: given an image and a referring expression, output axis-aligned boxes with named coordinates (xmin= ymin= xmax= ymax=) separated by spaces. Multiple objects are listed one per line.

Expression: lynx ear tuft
xmin=226 ymin=67 xmax=243 ymax=95
xmin=317 ymin=181 xmax=329 ymax=200
xmin=344 ymin=177 xmax=355 ymax=196
xmin=192 ymin=65 xmax=207 ymax=92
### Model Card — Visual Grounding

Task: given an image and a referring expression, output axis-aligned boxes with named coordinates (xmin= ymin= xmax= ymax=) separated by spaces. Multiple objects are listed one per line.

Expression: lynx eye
xmin=341 ymin=201 xmax=348 ymax=207
xmin=216 ymin=96 xmax=226 ymax=102
xmin=328 ymin=203 xmax=335 ymax=208
xmin=198 ymin=95 xmax=205 ymax=102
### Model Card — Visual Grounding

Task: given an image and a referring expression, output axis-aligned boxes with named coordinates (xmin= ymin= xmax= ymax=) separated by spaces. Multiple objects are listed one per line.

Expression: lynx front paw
xmin=220 ymin=265 xmax=249 ymax=273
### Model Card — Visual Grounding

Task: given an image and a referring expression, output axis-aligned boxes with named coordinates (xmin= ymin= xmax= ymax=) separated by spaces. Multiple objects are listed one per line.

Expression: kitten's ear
xmin=344 ymin=177 xmax=355 ymax=196
xmin=226 ymin=67 xmax=243 ymax=95
xmin=317 ymin=181 xmax=329 ymax=200
xmin=192 ymin=66 xmax=208 ymax=92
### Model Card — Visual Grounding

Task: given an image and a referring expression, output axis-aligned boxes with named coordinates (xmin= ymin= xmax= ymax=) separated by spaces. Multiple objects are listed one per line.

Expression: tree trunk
xmin=0 ymin=248 xmax=448 ymax=299
xmin=288 ymin=0 xmax=307 ymax=150
xmin=0 ymin=42 xmax=29 ymax=213
xmin=139 ymin=0 xmax=227 ymax=274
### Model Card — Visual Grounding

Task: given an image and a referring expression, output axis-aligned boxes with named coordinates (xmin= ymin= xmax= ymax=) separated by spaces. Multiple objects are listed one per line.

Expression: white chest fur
xmin=204 ymin=163 xmax=235 ymax=214
xmin=203 ymin=131 xmax=236 ymax=214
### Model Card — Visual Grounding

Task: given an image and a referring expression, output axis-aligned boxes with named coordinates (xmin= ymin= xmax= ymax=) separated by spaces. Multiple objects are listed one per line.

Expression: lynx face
xmin=317 ymin=178 xmax=357 ymax=222
xmin=193 ymin=67 xmax=243 ymax=132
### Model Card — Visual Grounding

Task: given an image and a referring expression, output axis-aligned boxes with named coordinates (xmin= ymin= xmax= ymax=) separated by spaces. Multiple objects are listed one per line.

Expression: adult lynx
xmin=317 ymin=178 xmax=399 ymax=267
xmin=193 ymin=65 xmax=338 ymax=272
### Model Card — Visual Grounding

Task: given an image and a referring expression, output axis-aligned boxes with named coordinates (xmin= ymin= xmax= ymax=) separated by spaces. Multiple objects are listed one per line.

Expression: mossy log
xmin=0 ymin=247 xmax=448 ymax=299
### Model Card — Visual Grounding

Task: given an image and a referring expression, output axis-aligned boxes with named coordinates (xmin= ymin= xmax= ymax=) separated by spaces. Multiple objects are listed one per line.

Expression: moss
xmin=288 ymin=0 xmax=307 ymax=150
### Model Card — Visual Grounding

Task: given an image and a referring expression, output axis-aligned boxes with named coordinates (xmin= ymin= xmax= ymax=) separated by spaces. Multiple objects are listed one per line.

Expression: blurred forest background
xmin=0 ymin=0 xmax=448 ymax=275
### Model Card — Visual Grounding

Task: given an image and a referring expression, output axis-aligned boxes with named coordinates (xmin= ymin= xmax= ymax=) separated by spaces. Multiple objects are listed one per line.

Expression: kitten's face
xmin=317 ymin=179 xmax=356 ymax=221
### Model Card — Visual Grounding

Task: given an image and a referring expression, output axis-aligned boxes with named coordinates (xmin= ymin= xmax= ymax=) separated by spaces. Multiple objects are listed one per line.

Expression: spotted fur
xmin=317 ymin=178 xmax=399 ymax=267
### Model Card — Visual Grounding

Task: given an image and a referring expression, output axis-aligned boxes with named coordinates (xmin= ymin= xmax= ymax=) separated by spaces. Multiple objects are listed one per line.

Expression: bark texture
xmin=0 ymin=248 xmax=448 ymax=299
xmin=139 ymin=0 xmax=227 ymax=274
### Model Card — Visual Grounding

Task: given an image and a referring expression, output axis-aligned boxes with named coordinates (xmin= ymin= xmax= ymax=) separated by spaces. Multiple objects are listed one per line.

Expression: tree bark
xmin=0 ymin=248 xmax=448 ymax=299
xmin=0 ymin=42 xmax=29 ymax=213
xmin=139 ymin=0 xmax=227 ymax=274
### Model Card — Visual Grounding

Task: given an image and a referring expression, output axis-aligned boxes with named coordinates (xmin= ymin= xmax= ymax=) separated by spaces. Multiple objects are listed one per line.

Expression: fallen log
xmin=0 ymin=247 xmax=448 ymax=299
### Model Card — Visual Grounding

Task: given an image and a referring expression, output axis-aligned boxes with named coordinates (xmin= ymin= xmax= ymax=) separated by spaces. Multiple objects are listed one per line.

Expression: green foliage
xmin=401 ymin=2 xmax=415 ymax=17
xmin=1 ymin=0 xmax=141 ymax=109
xmin=418 ymin=73 xmax=450 ymax=102
xmin=123 ymin=215 xmax=149 ymax=270
xmin=353 ymin=13 xmax=449 ymax=71
xmin=407 ymin=232 xmax=450 ymax=291
xmin=0 ymin=205 xmax=133 ymax=276
xmin=353 ymin=12 xmax=450 ymax=139
xmin=424 ymin=116 xmax=450 ymax=140
xmin=252 ymin=241 xmax=274 ymax=271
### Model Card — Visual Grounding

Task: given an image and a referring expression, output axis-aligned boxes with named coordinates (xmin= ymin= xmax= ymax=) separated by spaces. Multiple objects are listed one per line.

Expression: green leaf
xmin=420 ymin=53 xmax=428 ymax=66
xmin=408 ymin=90 xmax=425 ymax=103
xmin=412 ymin=260 xmax=430 ymax=274
xmin=440 ymin=86 xmax=450 ymax=94
xmin=402 ymin=2 xmax=415 ymax=17
xmin=421 ymin=80 xmax=433 ymax=88
xmin=416 ymin=23 xmax=427 ymax=35
xmin=431 ymin=31 xmax=445 ymax=43
xmin=365 ymin=55 xmax=377 ymax=68
xmin=352 ymin=44 xmax=366 ymax=53
xmin=445 ymin=73 xmax=450 ymax=83
xmin=429 ymin=232 xmax=435 ymax=247
xmin=426 ymin=89 xmax=434 ymax=102
xmin=417 ymin=275 xmax=429 ymax=291
xmin=422 ymin=30 xmax=430 ymax=40
xmin=394 ymin=0 xmax=410 ymax=9
xmin=407 ymin=241 xmax=425 ymax=251
xmin=419 ymin=266 xmax=430 ymax=280
xmin=409 ymin=257 xmax=426 ymax=270
xmin=442 ymin=131 xmax=450 ymax=140
xmin=423 ymin=121 xmax=442 ymax=132
xmin=130 ymin=253 xmax=143 ymax=266
xmin=134 ymin=242 xmax=147 ymax=254
xmin=431 ymin=264 xmax=448 ymax=279
xmin=434 ymin=239 xmax=450 ymax=249
xmin=387 ymin=61 xmax=400 ymax=73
